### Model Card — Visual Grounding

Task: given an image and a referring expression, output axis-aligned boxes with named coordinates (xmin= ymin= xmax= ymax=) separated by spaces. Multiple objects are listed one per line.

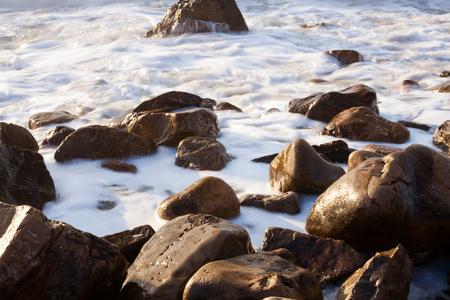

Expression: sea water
xmin=0 ymin=0 xmax=449 ymax=298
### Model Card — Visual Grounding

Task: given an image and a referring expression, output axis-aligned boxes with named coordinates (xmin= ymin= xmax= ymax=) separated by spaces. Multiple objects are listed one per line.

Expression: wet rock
xmin=261 ymin=227 xmax=366 ymax=283
xmin=300 ymin=22 xmax=325 ymax=29
xmin=433 ymin=120 xmax=450 ymax=153
xmin=252 ymin=153 xmax=278 ymax=164
xmin=260 ymin=108 xmax=281 ymax=117
xmin=175 ymin=136 xmax=231 ymax=170
xmin=287 ymin=84 xmax=378 ymax=122
xmin=216 ymin=101 xmax=243 ymax=112
xmin=397 ymin=120 xmax=431 ymax=131
xmin=239 ymin=192 xmax=301 ymax=214
xmin=0 ymin=122 xmax=39 ymax=151
xmin=306 ymin=144 xmax=450 ymax=253
xmin=146 ymin=0 xmax=248 ymax=37
xmin=102 ymin=225 xmax=155 ymax=264
xmin=0 ymin=202 xmax=127 ymax=299
xmin=97 ymin=200 xmax=117 ymax=211
xmin=320 ymin=107 xmax=410 ymax=144
xmin=362 ymin=144 xmax=403 ymax=155
xmin=312 ymin=139 xmax=355 ymax=163
xmin=183 ymin=252 xmax=323 ymax=300
xmin=308 ymin=78 xmax=329 ymax=84
xmin=428 ymin=80 xmax=450 ymax=92
xmin=440 ymin=71 xmax=450 ymax=78
xmin=324 ymin=50 xmax=364 ymax=65
xmin=269 ymin=138 xmax=345 ymax=194
xmin=399 ymin=80 xmax=420 ymax=92
xmin=157 ymin=176 xmax=240 ymax=220
xmin=40 ymin=125 xmax=75 ymax=146
xmin=348 ymin=150 xmax=384 ymax=171
xmin=0 ymin=143 xmax=55 ymax=210
xmin=54 ymin=125 xmax=157 ymax=162
xmin=337 ymin=244 xmax=412 ymax=300
xmin=121 ymin=214 xmax=254 ymax=299
xmin=101 ymin=160 xmax=137 ymax=173
xmin=28 ymin=110 xmax=77 ymax=129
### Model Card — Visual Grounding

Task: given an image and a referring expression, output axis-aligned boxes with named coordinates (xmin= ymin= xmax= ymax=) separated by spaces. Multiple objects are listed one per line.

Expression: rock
xmin=287 ymin=84 xmax=378 ymax=122
xmin=175 ymin=136 xmax=231 ymax=170
xmin=399 ymin=80 xmax=420 ymax=92
xmin=183 ymin=252 xmax=323 ymax=300
xmin=312 ymin=139 xmax=355 ymax=163
xmin=427 ymin=80 xmax=450 ymax=92
xmin=157 ymin=176 xmax=240 ymax=220
xmin=0 ymin=122 xmax=39 ymax=151
xmin=320 ymin=107 xmax=410 ymax=144
xmin=239 ymin=192 xmax=301 ymax=214
xmin=54 ymin=125 xmax=157 ymax=162
xmin=102 ymin=225 xmax=155 ymax=264
xmin=216 ymin=102 xmax=243 ymax=112
xmin=440 ymin=71 xmax=450 ymax=78
xmin=101 ymin=160 xmax=137 ymax=173
xmin=97 ymin=200 xmax=117 ymax=211
xmin=0 ymin=143 xmax=55 ymax=210
xmin=0 ymin=202 xmax=127 ymax=299
xmin=132 ymin=91 xmax=216 ymax=114
xmin=124 ymin=108 xmax=220 ymax=147
xmin=308 ymin=79 xmax=329 ymax=84
xmin=40 ymin=125 xmax=76 ymax=147
xmin=397 ymin=120 xmax=431 ymax=131
xmin=300 ymin=22 xmax=325 ymax=29
xmin=433 ymin=120 xmax=450 ymax=153
xmin=306 ymin=144 xmax=450 ymax=253
xmin=362 ymin=144 xmax=403 ymax=155
xmin=121 ymin=214 xmax=254 ymax=299
xmin=324 ymin=50 xmax=364 ymax=65
xmin=337 ymin=244 xmax=412 ymax=300
xmin=269 ymin=138 xmax=345 ymax=194
xmin=261 ymin=227 xmax=366 ymax=283
xmin=146 ymin=0 xmax=248 ymax=37
xmin=252 ymin=153 xmax=278 ymax=164
xmin=260 ymin=108 xmax=281 ymax=117
xmin=348 ymin=150 xmax=384 ymax=171
xmin=28 ymin=110 xmax=77 ymax=129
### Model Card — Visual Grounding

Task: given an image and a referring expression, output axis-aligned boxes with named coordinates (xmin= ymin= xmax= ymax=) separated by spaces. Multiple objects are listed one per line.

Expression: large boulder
xmin=157 ymin=176 xmax=240 ymax=220
xmin=146 ymin=0 xmax=249 ymax=37
xmin=0 ymin=202 xmax=127 ymax=299
xmin=433 ymin=120 xmax=450 ymax=153
xmin=324 ymin=50 xmax=364 ymax=65
xmin=261 ymin=227 xmax=366 ymax=283
xmin=183 ymin=252 xmax=323 ymax=300
xmin=239 ymin=192 xmax=301 ymax=215
xmin=120 ymin=214 xmax=254 ymax=299
xmin=0 ymin=143 xmax=55 ymax=210
xmin=306 ymin=144 xmax=450 ymax=253
xmin=320 ymin=107 xmax=410 ymax=144
xmin=54 ymin=125 xmax=157 ymax=162
xmin=0 ymin=122 xmax=39 ymax=151
xmin=40 ymin=125 xmax=75 ymax=147
xmin=269 ymin=139 xmax=345 ymax=194
xmin=287 ymin=84 xmax=378 ymax=122
xmin=28 ymin=111 xmax=77 ymax=129
xmin=337 ymin=244 xmax=412 ymax=300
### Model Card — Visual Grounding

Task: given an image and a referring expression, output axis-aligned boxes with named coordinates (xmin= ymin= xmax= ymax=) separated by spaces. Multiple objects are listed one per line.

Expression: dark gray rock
xmin=40 ymin=125 xmax=75 ymax=146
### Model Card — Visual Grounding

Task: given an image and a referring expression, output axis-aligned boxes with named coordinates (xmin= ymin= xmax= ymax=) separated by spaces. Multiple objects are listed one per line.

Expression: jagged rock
xmin=175 ymin=136 xmax=231 ymax=170
xmin=427 ymin=80 xmax=450 ymax=92
xmin=183 ymin=252 xmax=323 ymax=300
xmin=324 ymin=50 xmax=364 ymax=65
xmin=54 ymin=125 xmax=157 ymax=162
xmin=0 ymin=143 xmax=55 ymax=210
xmin=312 ymin=139 xmax=355 ymax=163
xmin=269 ymin=138 xmax=345 ymax=194
xmin=261 ymin=227 xmax=366 ymax=283
xmin=337 ymin=244 xmax=412 ymax=300
xmin=101 ymin=160 xmax=137 ymax=173
xmin=102 ymin=225 xmax=155 ymax=263
xmin=28 ymin=111 xmax=77 ymax=129
xmin=146 ymin=0 xmax=248 ymax=37
xmin=40 ymin=125 xmax=75 ymax=146
xmin=239 ymin=192 xmax=301 ymax=214
xmin=287 ymin=84 xmax=378 ymax=122
xmin=362 ymin=144 xmax=403 ymax=155
xmin=0 ymin=202 xmax=127 ymax=299
xmin=320 ymin=107 xmax=410 ymax=144
xmin=397 ymin=120 xmax=431 ymax=131
xmin=216 ymin=102 xmax=243 ymax=112
xmin=120 ymin=214 xmax=254 ymax=299
xmin=306 ymin=144 xmax=450 ymax=253
xmin=252 ymin=153 xmax=278 ymax=164
xmin=348 ymin=150 xmax=384 ymax=171
xmin=433 ymin=120 xmax=450 ymax=153
xmin=0 ymin=122 xmax=39 ymax=151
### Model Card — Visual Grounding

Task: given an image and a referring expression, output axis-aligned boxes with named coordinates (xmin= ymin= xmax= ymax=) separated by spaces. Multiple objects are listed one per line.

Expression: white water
xmin=1 ymin=0 xmax=449 ymax=298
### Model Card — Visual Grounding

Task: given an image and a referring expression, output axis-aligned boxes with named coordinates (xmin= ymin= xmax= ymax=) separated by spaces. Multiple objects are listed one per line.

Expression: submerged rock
xmin=427 ymin=80 xmax=450 ymax=93
xmin=216 ymin=101 xmax=243 ymax=112
xmin=0 ymin=122 xmax=39 ymax=151
xmin=101 ymin=160 xmax=138 ymax=173
xmin=324 ymin=49 xmax=364 ymax=65
xmin=28 ymin=110 xmax=77 ymax=129
xmin=239 ymin=192 xmax=301 ymax=214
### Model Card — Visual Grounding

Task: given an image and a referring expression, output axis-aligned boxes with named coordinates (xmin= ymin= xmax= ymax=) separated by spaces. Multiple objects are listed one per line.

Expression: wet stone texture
xmin=28 ymin=110 xmax=77 ymax=129
xmin=0 ymin=122 xmax=39 ymax=151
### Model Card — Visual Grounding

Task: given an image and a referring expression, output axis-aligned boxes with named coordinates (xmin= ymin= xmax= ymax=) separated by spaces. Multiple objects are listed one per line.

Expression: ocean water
xmin=0 ymin=0 xmax=449 ymax=298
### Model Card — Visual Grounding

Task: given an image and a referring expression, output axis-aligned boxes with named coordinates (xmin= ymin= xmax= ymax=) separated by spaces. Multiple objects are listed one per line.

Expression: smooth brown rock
xmin=399 ymin=80 xmax=420 ymax=92
xmin=121 ymin=214 xmax=254 ymax=300
xmin=397 ymin=120 xmax=431 ymax=131
xmin=337 ymin=244 xmax=412 ymax=300
xmin=102 ymin=225 xmax=155 ymax=263
xmin=363 ymin=144 xmax=403 ymax=155
xmin=216 ymin=102 xmax=243 ymax=112
xmin=0 ymin=122 xmax=39 ymax=151
xmin=0 ymin=143 xmax=55 ymax=210
xmin=101 ymin=160 xmax=137 ymax=173
xmin=239 ymin=192 xmax=301 ymax=214
xmin=252 ymin=153 xmax=278 ymax=164
xmin=320 ymin=107 xmax=410 ymax=144
xmin=427 ymin=80 xmax=450 ymax=92
xmin=312 ymin=139 xmax=355 ymax=163
xmin=40 ymin=125 xmax=75 ymax=146
xmin=157 ymin=176 xmax=240 ymax=220
xmin=146 ymin=0 xmax=248 ymax=37
xmin=324 ymin=50 xmax=364 ymax=65
xmin=269 ymin=139 xmax=345 ymax=194
xmin=175 ymin=136 xmax=231 ymax=171
xmin=287 ymin=84 xmax=378 ymax=122
xmin=261 ymin=227 xmax=366 ymax=283
xmin=183 ymin=252 xmax=323 ymax=300
xmin=28 ymin=111 xmax=77 ymax=129
xmin=306 ymin=144 xmax=450 ymax=253
xmin=54 ymin=125 xmax=157 ymax=162
xmin=348 ymin=150 xmax=384 ymax=171
xmin=0 ymin=202 xmax=127 ymax=300
xmin=433 ymin=120 xmax=450 ymax=153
